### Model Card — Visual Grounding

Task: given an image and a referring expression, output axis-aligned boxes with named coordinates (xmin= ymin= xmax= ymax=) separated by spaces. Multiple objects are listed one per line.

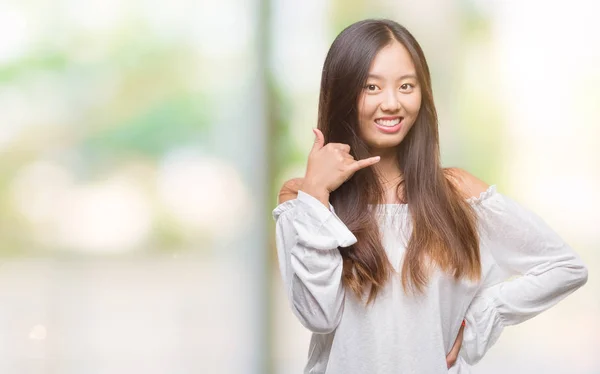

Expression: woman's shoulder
xmin=444 ymin=167 xmax=491 ymax=201
xmin=278 ymin=177 xmax=304 ymax=204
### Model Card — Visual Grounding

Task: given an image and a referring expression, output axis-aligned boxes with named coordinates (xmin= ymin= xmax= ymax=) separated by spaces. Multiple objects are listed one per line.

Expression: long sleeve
xmin=272 ymin=190 xmax=357 ymax=333
xmin=460 ymin=185 xmax=588 ymax=365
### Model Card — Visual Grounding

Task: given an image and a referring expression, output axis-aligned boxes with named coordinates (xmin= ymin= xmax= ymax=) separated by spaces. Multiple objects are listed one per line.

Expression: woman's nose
xmin=380 ymin=90 xmax=400 ymax=112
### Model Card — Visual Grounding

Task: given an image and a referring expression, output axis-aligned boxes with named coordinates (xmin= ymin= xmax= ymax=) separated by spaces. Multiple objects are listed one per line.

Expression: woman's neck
xmin=372 ymin=150 xmax=402 ymax=181
xmin=371 ymin=151 xmax=404 ymax=204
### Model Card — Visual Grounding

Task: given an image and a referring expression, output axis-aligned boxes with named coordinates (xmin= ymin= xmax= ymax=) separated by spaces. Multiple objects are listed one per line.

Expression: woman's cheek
xmin=411 ymin=91 xmax=423 ymax=112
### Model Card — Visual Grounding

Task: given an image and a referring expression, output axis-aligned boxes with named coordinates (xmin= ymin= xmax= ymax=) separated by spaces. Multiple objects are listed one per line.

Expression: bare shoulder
xmin=444 ymin=167 xmax=490 ymax=200
xmin=278 ymin=177 xmax=304 ymax=204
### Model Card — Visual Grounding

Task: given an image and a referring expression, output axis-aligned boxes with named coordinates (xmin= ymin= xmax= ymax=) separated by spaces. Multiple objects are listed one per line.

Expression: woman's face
xmin=357 ymin=40 xmax=422 ymax=152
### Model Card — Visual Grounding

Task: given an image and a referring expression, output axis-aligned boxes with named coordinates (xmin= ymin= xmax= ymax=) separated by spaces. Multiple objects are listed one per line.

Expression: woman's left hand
xmin=446 ymin=320 xmax=465 ymax=368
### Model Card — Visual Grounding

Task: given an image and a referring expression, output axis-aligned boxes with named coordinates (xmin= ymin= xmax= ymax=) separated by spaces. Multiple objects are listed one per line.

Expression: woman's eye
xmin=365 ymin=84 xmax=378 ymax=91
xmin=400 ymin=83 xmax=414 ymax=91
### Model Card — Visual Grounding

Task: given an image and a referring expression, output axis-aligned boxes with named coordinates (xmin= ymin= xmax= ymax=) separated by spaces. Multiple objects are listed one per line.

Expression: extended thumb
xmin=312 ymin=128 xmax=324 ymax=151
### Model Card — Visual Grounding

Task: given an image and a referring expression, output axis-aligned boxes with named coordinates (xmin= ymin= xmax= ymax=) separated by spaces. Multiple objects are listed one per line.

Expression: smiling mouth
xmin=374 ymin=117 xmax=403 ymax=127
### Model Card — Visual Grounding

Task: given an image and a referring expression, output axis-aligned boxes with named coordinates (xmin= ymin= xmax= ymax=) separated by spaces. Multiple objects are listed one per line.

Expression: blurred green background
xmin=0 ymin=0 xmax=598 ymax=373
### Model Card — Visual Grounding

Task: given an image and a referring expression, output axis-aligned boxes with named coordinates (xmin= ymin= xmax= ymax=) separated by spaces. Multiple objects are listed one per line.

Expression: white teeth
xmin=375 ymin=118 xmax=401 ymax=127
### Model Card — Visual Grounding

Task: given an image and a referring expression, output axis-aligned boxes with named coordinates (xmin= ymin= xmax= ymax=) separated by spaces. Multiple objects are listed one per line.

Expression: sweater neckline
xmin=369 ymin=184 xmax=498 ymax=215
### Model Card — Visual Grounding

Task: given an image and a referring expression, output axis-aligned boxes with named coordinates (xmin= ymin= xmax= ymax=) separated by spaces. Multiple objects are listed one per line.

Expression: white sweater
xmin=272 ymin=185 xmax=588 ymax=374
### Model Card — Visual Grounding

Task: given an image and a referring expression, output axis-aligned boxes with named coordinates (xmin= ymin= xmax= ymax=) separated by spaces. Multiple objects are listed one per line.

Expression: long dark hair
xmin=318 ymin=19 xmax=481 ymax=303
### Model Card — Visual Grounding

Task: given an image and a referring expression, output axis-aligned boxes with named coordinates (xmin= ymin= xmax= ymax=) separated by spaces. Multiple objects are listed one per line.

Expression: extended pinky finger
xmin=352 ymin=156 xmax=381 ymax=171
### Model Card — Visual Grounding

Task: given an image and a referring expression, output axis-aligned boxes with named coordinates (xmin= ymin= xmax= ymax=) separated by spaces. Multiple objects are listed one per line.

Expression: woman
xmin=272 ymin=19 xmax=588 ymax=373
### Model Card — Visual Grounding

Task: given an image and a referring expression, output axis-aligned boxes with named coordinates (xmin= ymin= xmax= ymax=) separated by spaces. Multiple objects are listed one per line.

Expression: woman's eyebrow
xmin=367 ymin=73 xmax=417 ymax=80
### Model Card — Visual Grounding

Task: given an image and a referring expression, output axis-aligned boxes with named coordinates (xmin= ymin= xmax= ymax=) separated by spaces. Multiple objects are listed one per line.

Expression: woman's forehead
xmin=368 ymin=41 xmax=416 ymax=78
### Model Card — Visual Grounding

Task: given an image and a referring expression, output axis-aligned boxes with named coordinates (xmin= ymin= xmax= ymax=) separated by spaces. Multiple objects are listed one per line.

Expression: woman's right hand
xmin=301 ymin=128 xmax=380 ymax=206
xmin=446 ymin=320 xmax=466 ymax=369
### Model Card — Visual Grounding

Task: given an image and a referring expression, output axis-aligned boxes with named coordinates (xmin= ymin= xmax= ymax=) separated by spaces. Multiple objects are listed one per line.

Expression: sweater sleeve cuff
xmin=460 ymin=293 xmax=506 ymax=365
xmin=294 ymin=190 xmax=357 ymax=250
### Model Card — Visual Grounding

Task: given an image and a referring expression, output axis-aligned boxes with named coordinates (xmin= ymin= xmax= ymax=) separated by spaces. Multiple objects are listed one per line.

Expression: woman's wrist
xmin=300 ymin=179 xmax=330 ymax=208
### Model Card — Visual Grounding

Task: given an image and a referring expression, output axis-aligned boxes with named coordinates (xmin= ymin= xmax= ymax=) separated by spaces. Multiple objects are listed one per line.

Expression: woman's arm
xmin=455 ymin=171 xmax=588 ymax=364
xmin=273 ymin=179 xmax=356 ymax=333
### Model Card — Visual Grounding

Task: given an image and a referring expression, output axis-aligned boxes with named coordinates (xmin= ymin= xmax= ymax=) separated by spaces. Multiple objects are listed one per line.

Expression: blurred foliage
xmin=0 ymin=15 xmax=211 ymax=255
xmin=83 ymin=93 xmax=208 ymax=158
xmin=456 ymin=1 xmax=505 ymax=185
xmin=330 ymin=0 xmax=379 ymax=33
xmin=0 ymin=50 xmax=69 ymax=82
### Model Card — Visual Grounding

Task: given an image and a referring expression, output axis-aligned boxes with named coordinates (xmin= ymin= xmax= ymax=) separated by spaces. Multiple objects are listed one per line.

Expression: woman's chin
xmin=370 ymin=135 xmax=404 ymax=148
